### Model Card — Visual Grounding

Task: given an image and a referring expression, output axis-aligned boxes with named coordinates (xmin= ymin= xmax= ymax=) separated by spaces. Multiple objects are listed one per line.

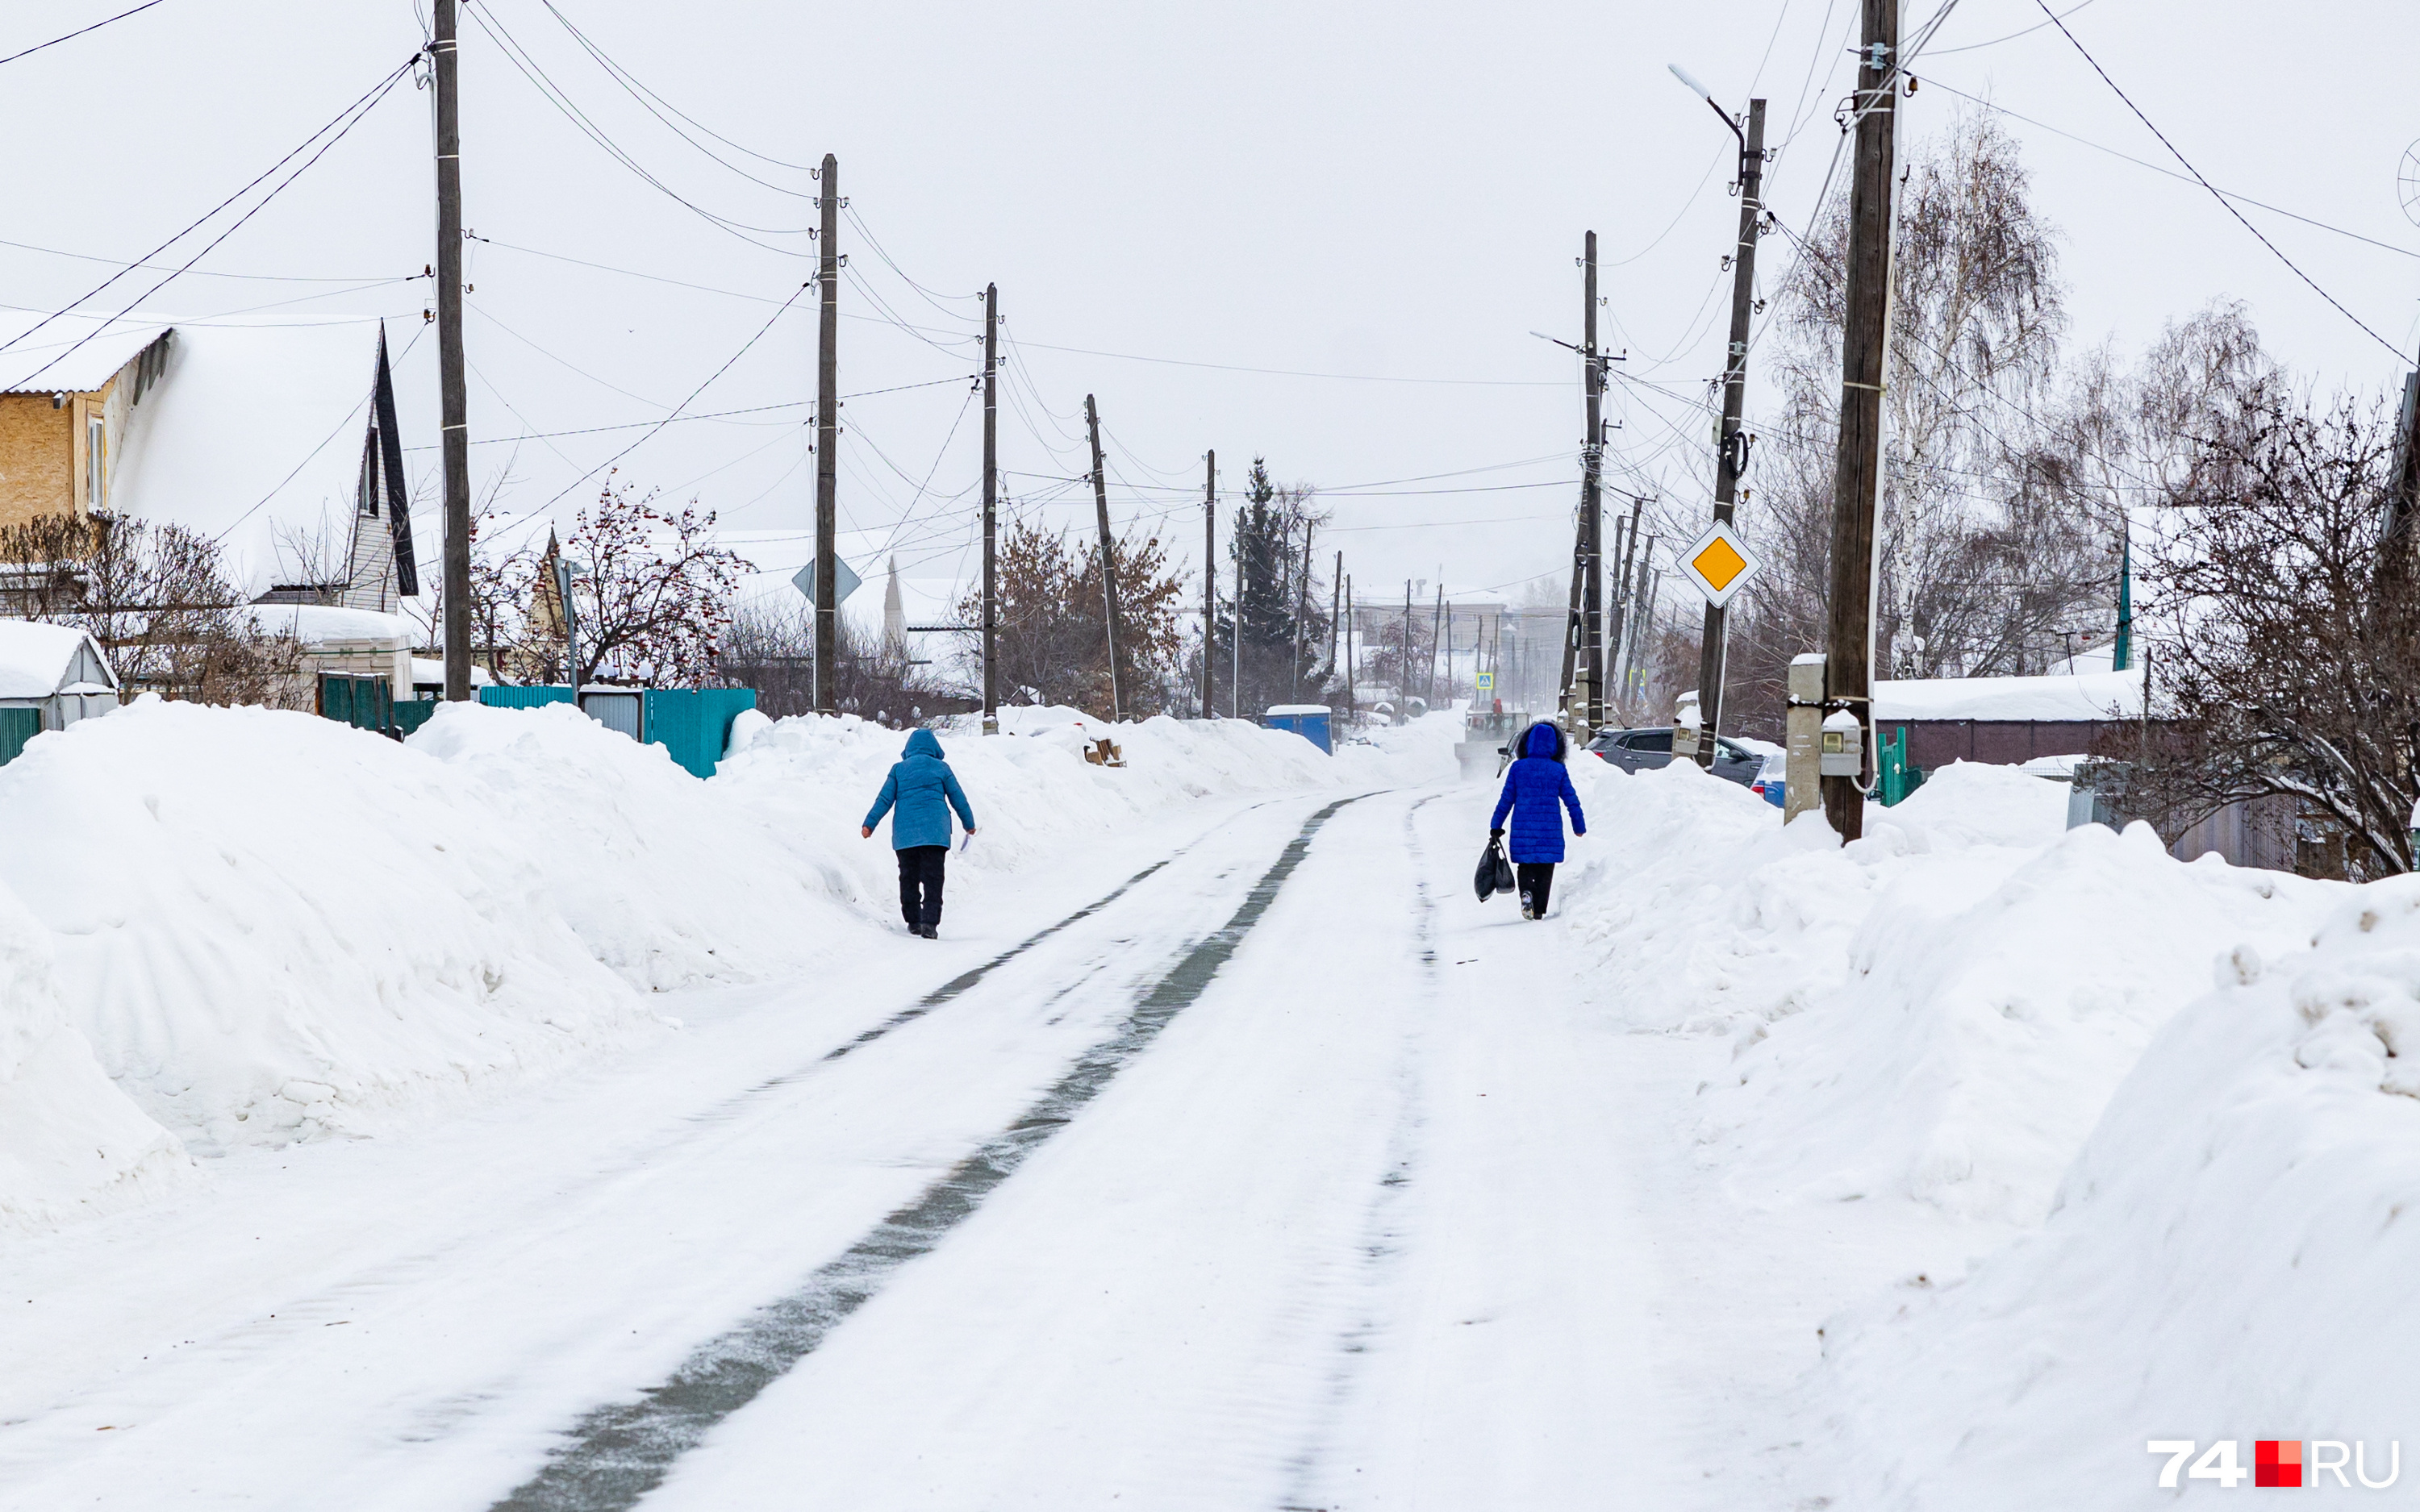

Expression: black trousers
xmin=1516 ymin=861 xmax=1556 ymax=915
xmin=896 ymin=844 xmax=948 ymax=928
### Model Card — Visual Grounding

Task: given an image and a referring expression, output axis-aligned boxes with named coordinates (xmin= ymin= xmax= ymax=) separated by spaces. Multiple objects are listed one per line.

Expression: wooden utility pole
xmin=982 ymin=283 xmax=999 ymax=732
xmin=432 ymin=0 xmax=472 ymax=702
xmin=1344 ymin=577 xmax=1356 ymax=719
xmin=1582 ymin=230 xmax=1605 ymax=732
xmin=1693 ymin=98 xmax=1769 ymax=767
xmin=1083 ymin=394 xmax=1123 ymax=721
xmin=1429 ymin=584 xmax=1444 ymax=708
xmin=1231 ymin=510 xmax=1243 ymax=718
xmin=1823 ymin=0 xmax=1901 ymax=839
xmin=1402 ymin=581 xmax=1414 ymax=715
xmin=1201 ymin=450 xmax=1216 ymax=718
xmin=1608 ymin=496 xmax=1644 ymax=717
xmin=813 ymin=153 xmax=841 ymax=714
xmin=1329 ymin=550 xmax=1341 ymax=694
xmin=1291 ymin=521 xmax=1314 ymax=698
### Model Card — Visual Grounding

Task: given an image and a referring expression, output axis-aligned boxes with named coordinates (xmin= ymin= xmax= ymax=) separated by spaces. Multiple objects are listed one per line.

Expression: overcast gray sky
xmin=5 ymin=0 xmax=2414 ymax=610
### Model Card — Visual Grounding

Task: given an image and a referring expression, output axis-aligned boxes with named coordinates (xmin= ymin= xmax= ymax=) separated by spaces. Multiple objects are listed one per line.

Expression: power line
xmin=1914 ymin=75 xmax=2420 ymax=264
xmin=0 ymin=0 xmax=169 ymax=68
xmin=461 ymin=2 xmax=812 ymax=251
xmin=0 ymin=56 xmax=416 ymax=369
xmin=2030 ymin=0 xmax=2407 ymax=360
xmin=503 ymin=280 xmax=816 ymax=524
xmin=0 ymin=235 xmax=407 ymax=283
xmin=5 ymin=57 xmax=416 ymax=390
xmin=1916 ymin=0 xmax=2095 ymax=56
xmin=533 ymin=0 xmax=816 ymax=191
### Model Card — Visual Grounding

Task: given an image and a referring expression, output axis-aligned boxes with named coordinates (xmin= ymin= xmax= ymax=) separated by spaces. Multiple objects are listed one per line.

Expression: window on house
xmin=86 ymin=415 xmax=104 ymax=510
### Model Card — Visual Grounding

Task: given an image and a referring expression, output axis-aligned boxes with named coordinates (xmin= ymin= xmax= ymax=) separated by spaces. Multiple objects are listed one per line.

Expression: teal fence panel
xmin=1878 ymin=726 xmax=1926 ymax=806
xmin=642 ymin=688 xmax=757 ymax=778
xmin=318 ymin=674 xmax=393 ymax=733
xmin=0 ymin=707 xmax=39 ymax=768
xmin=391 ymin=699 xmax=439 ymax=738
xmin=478 ymin=685 xmax=578 ymax=711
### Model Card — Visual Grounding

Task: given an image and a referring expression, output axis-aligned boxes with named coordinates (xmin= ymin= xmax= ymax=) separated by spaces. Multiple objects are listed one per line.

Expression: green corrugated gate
xmin=319 ymin=674 xmax=392 ymax=733
xmin=475 ymin=685 xmax=756 ymax=778
xmin=0 ymin=707 xmax=40 ymax=768
xmin=643 ymin=688 xmax=757 ymax=778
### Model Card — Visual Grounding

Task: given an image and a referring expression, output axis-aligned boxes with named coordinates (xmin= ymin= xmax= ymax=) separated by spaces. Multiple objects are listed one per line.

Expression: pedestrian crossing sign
xmin=1679 ymin=520 xmax=1761 ymax=609
xmin=1476 ymin=671 xmax=1495 ymax=692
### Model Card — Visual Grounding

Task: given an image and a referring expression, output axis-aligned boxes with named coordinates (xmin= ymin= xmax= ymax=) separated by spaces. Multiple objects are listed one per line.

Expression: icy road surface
xmin=0 ymin=784 xmax=1855 ymax=1510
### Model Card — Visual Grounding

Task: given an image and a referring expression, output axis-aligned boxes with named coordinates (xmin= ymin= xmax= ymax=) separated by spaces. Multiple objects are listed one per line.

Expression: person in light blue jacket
xmin=861 ymin=728 xmax=978 ymax=938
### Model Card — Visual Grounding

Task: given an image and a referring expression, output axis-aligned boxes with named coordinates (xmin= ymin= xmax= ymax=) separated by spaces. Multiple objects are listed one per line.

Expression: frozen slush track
xmin=488 ymin=797 xmax=1365 ymax=1512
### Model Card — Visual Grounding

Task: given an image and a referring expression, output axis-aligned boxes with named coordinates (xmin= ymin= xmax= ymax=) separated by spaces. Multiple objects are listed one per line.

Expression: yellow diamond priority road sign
xmin=1679 ymin=520 xmax=1761 ymax=609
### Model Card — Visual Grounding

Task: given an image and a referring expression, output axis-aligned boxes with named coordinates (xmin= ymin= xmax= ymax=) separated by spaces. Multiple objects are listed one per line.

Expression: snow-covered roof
xmin=1874 ymin=669 xmax=2146 ymax=723
xmin=0 ymin=315 xmax=169 ymax=394
xmin=1265 ymin=704 xmax=1331 ymax=716
xmin=0 ymin=620 xmax=118 ymax=698
xmin=110 ymin=323 xmax=391 ymax=594
xmin=248 ymin=603 xmax=410 ymax=648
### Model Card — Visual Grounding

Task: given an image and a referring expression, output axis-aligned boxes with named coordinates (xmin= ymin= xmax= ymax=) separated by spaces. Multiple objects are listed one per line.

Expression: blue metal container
xmin=1261 ymin=704 xmax=1333 ymax=754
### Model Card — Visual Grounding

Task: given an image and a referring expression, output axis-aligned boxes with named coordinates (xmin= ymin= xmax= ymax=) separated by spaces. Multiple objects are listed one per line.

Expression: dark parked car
xmin=1585 ymin=727 xmax=1763 ymax=785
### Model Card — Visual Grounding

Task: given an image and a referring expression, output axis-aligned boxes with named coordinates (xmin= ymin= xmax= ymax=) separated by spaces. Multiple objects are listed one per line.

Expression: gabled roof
xmin=0 ymin=620 xmax=119 ymax=699
xmin=111 ymin=323 xmax=392 ymax=594
xmin=0 ymin=314 xmax=171 ymax=395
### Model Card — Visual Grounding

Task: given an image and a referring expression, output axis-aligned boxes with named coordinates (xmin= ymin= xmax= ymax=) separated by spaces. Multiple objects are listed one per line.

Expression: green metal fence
xmin=474 ymin=685 xmax=756 ymax=777
xmin=0 ymin=707 xmax=40 ymax=768
xmin=1878 ymin=725 xmax=1926 ymax=806
xmin=318 ymin=674 xmax=393 ymax=734
xmin=391 ymin=699 xmax=439 ymax=738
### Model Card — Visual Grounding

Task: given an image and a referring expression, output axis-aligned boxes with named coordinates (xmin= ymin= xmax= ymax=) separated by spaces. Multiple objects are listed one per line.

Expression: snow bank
xmin=1567 ymin=759 xmax=2340 ymax=1222
xmin=0 ymin=881 xmax=193 ymax=1229
xmin=1810 ymin=878 xmax=2420 ymax=1507
xmin=0 ymin=699 xmax=661 ymax=1156
xmin=409 ymin=702 xmax=863 ymax=989
xmin=0 ymin=695 xmax=1455 ymax=1220
xmin=716 ymin=707 xmax=1456 ymax=886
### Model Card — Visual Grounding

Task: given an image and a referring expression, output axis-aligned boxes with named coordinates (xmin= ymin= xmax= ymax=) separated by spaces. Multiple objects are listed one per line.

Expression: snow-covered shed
xmin=1874 ymin=669 xmax=2148 ymax=769
xmin=0 ymin=619 xmax=120 ymax=730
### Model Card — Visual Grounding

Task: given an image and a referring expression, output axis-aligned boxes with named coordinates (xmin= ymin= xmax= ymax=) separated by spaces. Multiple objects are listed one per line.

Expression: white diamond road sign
xmin=793 ymin=557 xmax=862 ymax=606
xmin=1677 ymin=520 xmax=1761 ymax=609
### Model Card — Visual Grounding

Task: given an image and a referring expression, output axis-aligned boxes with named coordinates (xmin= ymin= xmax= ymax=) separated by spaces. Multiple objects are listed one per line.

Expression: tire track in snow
xmin=488 ymin=795 xmax=1369 ymax=1512
xmin=1275 ymin=793 xmax=1442 ymax=1512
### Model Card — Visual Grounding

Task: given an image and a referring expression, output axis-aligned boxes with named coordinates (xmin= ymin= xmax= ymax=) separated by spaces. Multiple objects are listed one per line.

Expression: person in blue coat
xmin=861 ymin=727 xmax=978 ymax=938
xmin=1489 ymin=721 xmax=1586 ymax=919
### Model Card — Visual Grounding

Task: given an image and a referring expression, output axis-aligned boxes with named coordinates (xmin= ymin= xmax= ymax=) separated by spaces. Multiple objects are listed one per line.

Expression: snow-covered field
xmin=0 ymin=699 xmax=2392 ymax=1509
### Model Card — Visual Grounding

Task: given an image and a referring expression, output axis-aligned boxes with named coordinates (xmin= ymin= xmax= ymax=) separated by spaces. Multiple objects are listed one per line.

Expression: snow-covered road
xmin=0 ymin=779 xmax=1758 ymax=1511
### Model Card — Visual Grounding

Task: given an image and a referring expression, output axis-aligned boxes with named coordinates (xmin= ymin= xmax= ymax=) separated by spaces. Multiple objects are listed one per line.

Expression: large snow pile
xmin=1565 ymin=759 xmax=2342 ymax=1222
xmin=0 ymin=881 xmax=192 ymax=1230
xmin=1808 ymin=877 xmax=2420 ymax=1508
xmin=0 ymin=696 xmax=1453 ymax=1222
xmin=0 ymin=699 xmax=662 ymax=1156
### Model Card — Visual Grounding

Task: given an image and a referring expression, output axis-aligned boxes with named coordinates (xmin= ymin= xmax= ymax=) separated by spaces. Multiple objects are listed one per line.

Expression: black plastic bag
xmin=1474 ymin=836 xmax=1516 ymax=901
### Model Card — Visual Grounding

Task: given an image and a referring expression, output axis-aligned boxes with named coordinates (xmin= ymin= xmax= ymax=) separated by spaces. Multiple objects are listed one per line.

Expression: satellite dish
xmin=2401 ymin=140 xmax=2420 ymax=228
